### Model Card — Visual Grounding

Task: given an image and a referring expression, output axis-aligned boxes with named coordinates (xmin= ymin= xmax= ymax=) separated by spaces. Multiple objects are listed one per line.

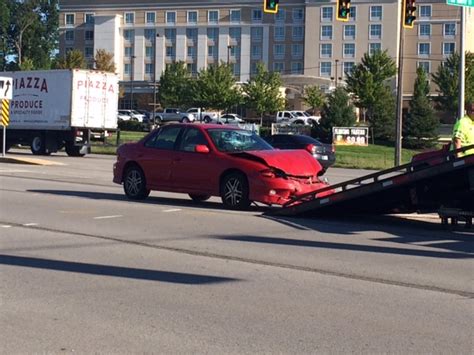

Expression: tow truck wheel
xmin=220 ymin=172 xmax=250 ymax=210
xmin=65 ymin=143 xmax=85 ymax=157
xmin=31 ymin=135 xmax=48 ymax=155
xmin=123 ymin=165 xmax=150 ymax=200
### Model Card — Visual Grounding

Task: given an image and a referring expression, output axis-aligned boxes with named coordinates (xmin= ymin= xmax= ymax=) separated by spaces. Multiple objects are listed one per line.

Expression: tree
xmin=432 ymin=52 xmax=474 ymax=118
xmin=158 ymin=61 xmax=194 ymax=108
xmin=302 ymin=85 xmax=325 ymax=114
xmin=315 ymin=87 xmax=356 ymax=142
xmin=94 ymin=49 xmax=116 ymax=72
xmin=193 ymin=62 xmax=243 ymax=113
xmin=345 ymin=50 xmax=397 ymax=140
xmin=54 ymin=49 xmax=87 ymax=69
xmin=242 ymin=62 xmax=285 ymax=125
xmin=0 ymin=0 xmax=11 ymax=71
xmin=19 ymin=57 xmax=35 ymax=71
xmin=404 ymin=67 xmax=439 ymax=148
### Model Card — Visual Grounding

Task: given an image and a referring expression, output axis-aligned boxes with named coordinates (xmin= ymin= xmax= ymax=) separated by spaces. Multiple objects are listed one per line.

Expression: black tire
xmin=31 ymin=135 xmax=48 ymax=155
xmin=220 ymin=172 xmax=250 ymax=210
xmin=181 ymin=117 xmax=190 ymax=123
xmin=123 ymin=165 xmax=150 ymax=200
xmin=204 ymin=116 xmax=211 ymax=123
xmin=65 ymin=143 xmax=86 ymax=157
xmin=189 ymin=194 xmax=211 ymax=202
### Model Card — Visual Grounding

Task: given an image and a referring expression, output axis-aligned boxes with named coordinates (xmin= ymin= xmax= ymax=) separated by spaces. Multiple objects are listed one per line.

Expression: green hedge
xmin=118 ymin=120 xmax=145 ymax=131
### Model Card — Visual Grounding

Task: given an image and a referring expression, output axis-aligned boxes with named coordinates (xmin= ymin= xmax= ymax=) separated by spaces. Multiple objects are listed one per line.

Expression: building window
xmin=229 ymin=45 xmax=240 ymax=58
xmin=349 ymin=6 xmax=356 ymax=21
xmin=230 ymin=9 xmax=241 ymax=23
xmin=275 ymin=9 xmax=285 ymax=22
xmin=250 ymin=62 xmax=259 ymax=75
xmin=369 ymin=42 xmax=381 ymax=55
xmin=124 ymin=12 xmax=134 ymax=24
xmin=186 ymin=28 xmax=198 ymax=42
xmin=343 ymin=25 xmax=356 ymax=40
xmin=188 ymin=11 xmax=198 ymax=24
xmin=370 ymin=6 xmax=382 ymax=21
xmin=166 ymin=46 xmax=176 ymax=58
xmin=208 ymin=45 xmax=217 ymax=57
xmin=273 ymin=62 xmax=284 ymax=73
xmin=208 ymin=10 xmax=219 ymax=24
xmin=165 ymin=28 xmax=176 ymax=42
xmin=146 ymin=12 xmax=155 ymax=24
xmin=65 ymin=30 xmax=74 ymax=42
xmin=321 ymin=7 xmax=333 ymax=22
xmin=274 ymin=44 xmax=285 ymax=59
xmin=293 ymin=8 xmax=304 ymax=22
xmin=124 ymin=47 xmax=133 ymax=58
xmin=291 ymin=44 xmax=303 ymax=58
xmin=320 ymin=43 xmax=332 ymax=58
xmin=444 ymin=23 xmax=456 ymax=37
xmin=321 ymin=25 xmax=333 ymax=40
xmin=343 ymin=62 xmax=355 ymax=76
xmin=443 ymin=42 xmax=455 ymax=56
xmin=85 ymin=47 xmax=94 ymax=58
xmin=145 ymin=46 xmax=154 ymax=58
xmin=251 ymin=45 xmax=262 ymax=59
xmin=166 ymin=11 xmax=176 ymax=24
xmin=232 ymin=63 xmax=240 ymax=76
xmin=207 ymin=28 xmax=218 ymax=41
xmin=144 ymin=29 xmax=156 ymax=41
xmin=187 ymin=63 xmax=198 ymax=76
xmin=274 ymin=26 xmax=285 ymax=41
xmin=320 ymin=62 xmax=332 ymax=77
xmin=343 ymin=43 xmax=355 ymax=58
xmin=418 ymin=61 xmax=430 ymax=73
xmin=419 ymin=24 xmax=431 ymax=38
xmin=187 ymin=46 xmax=196 ymax=58
xmin=291 ymin=62 xmax=303 ymax=75
xmin=124 ymin=63 xmax=131 ymax=75
xmin=229 ymin=27 xmax=241 ymax=42
xmin=65 ymin=13 xmax=75 ymax=26
xmin=84 ymin=30 xmax=94 ymax=41
xmin=252 ymin=9 xmax=263 ymax=22
xmin=145 ymin=63 xmax=154 ymax=75
xmin=251 ymin=27 xmax=263 ymax=41
xmin=419 ymin=5 xmax=431 ymax=19
xmin=85 ymin=13 xmax=94 ymax=25
xmin=418 ymin=43 xmax=430 ymax=56
xmin=369 ymin=24 xmax=382 ymax=39
xmin=123 ymin=29 xmax=134 ymax=42
xmin=292 ymin=26 xmax=304 ymax=41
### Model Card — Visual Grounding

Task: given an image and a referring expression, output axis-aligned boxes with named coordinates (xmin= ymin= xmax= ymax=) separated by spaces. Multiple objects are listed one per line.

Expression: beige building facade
xmin=58 ymin=0 xmax=473 ymax=108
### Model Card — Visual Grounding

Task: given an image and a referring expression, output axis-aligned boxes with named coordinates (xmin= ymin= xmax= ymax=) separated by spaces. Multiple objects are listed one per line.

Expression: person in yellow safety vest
xmin=452 ymin=102 xmax=474 ymax=157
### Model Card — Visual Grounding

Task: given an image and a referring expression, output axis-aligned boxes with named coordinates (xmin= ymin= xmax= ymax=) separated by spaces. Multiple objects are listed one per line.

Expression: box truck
xmin=1 ymin=69 xmax=118 ymax=156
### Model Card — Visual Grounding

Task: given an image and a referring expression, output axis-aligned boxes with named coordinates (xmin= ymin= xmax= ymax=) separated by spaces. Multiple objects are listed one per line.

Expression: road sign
xmin=1 ymin=99 xmax=10 ymax=126
xmin=0 ymin=76 xmax=13 ymax=100
xmin=446 ymin=0 xmax=474 ymax=7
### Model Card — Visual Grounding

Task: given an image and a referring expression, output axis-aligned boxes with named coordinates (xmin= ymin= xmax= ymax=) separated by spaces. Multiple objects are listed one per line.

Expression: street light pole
xmin=335 ymin=59 xmax=339 ymax=87
xmin=130 ymin=55 xmax=136 ymax=110
xmin=458 ymin=6 xmax=465 ymax=120
xmin=227 ymin=45 xmax=232 ymax=65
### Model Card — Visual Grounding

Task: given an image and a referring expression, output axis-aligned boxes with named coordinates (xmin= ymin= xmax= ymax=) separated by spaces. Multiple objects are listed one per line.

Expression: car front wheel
xmin=123 ymin=165 xmax=150 ymax=200
xmin=220 ymin=172 xmax=250 ymax=210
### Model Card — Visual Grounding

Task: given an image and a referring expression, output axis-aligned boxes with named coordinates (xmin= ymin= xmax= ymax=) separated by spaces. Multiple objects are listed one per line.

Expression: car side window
xmin=145 ymin=126 xmax=182 ymax=150
xmin=179 ymin=128 xmax=208 ymax=152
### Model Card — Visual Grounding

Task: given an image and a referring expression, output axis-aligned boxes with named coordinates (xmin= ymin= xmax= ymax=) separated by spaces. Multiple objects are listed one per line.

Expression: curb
xmin=0 ymin=156 xmax=65 ymax=166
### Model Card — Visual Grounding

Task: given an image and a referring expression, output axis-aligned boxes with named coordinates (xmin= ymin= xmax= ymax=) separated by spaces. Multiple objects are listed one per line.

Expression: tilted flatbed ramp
xmin=270 ymin=147 xmax=474 ymax=217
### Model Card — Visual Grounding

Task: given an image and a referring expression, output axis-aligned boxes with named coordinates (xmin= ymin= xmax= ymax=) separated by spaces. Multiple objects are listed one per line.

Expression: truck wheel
xmin=31 ymin=135 xmax=48 ymax=155
xmin=220 ymin=172 xmax=250 ymax=210
xmin=65 ymin=143 xmax=85 ymax=157
xmin=123 ymin=165 xmax=150 ymax=200
xmin=155 ymin=117 xmax=163 ymax=125
xmin=181 ymin=117 xmax=190 ymax=123
xmin=204 ymin=117 xmax=211 ymax=123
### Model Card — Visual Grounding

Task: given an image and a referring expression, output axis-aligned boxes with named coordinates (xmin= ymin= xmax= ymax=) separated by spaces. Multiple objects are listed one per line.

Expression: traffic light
xmin=336 ymin=0 xmax=351 ymax=22
xmin=403 ymin=0 xmax=417 ymax=29
xmin=263 ymin=0 xmax=279 ymax=14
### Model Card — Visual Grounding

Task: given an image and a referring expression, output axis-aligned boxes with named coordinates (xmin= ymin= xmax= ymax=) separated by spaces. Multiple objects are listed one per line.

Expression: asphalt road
xmin=1 ymin=152 xmax=473 ymax=353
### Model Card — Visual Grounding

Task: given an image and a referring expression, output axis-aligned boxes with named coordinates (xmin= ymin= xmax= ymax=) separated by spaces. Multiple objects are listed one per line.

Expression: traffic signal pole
xmin=458 ymin=6 xmax=465 ymax=120
xmin=395 ymin=9 xmax=405 ymax=167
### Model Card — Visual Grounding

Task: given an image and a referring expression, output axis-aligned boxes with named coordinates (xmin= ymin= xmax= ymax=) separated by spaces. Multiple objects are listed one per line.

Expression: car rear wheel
xmin=220 ymin=172 xmax=250 ymax=210
xmin=189 ymin=194 xmax=211 ymax=202
xmin=204 ymin=117 xmax=211 ymax=124
xmin=123 ymin=165 xmax=150 ymax=200
xmin=181 ymin=117 xmax=190 ymax=123
xmin=31 ymin=135 xmax=49 ymax=155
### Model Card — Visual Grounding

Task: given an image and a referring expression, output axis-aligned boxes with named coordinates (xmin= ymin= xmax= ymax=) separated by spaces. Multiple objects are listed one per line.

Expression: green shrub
xmin=118 ymin=120 xmax=144 ymax=131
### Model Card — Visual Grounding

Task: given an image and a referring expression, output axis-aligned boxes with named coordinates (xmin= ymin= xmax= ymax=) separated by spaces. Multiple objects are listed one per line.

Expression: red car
xmin=113 ymin=124 xmax=332 ymax=209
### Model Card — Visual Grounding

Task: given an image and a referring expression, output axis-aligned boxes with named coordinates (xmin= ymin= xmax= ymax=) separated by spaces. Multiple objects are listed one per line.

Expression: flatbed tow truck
xmin=270 ymin=145 xmax=474 ymax=227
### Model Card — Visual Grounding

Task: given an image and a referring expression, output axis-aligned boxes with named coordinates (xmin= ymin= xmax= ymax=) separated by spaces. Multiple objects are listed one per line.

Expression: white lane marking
xmin=93 ymin=215 xmax=123 ymax=220
xmin=23 ymin=223 xmax=39 ymax=226
xmin=163 ymin=209 xmax=182 ymax=213
xmin=1 ymin=225 xmax=12 ymax=228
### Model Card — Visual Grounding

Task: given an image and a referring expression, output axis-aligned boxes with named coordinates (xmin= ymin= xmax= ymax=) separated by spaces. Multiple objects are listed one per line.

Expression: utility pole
xmin=458 ymin=6 xmax=465 ymax=120
xmin=335 ymin=59 xmax=339 ymax=87
xmin=130 ymin=55 xmax=136 ymax=110
xmin=395 ymin=6 xmax=406 ymax=166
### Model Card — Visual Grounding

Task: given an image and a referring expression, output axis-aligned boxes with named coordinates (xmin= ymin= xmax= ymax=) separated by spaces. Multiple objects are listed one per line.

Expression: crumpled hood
xmin=232 ymin=150 xmax=322 ymax=175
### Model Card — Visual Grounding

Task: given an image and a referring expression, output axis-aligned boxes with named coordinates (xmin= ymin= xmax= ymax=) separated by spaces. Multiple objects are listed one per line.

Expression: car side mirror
xmin=195 ymin=145 xmax=210 ymax=154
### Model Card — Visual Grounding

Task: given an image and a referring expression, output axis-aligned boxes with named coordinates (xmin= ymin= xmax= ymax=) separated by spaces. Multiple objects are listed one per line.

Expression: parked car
xmin=264 ymin=134 xmax=336 ymax=174
xmin=186 ymin=108 xmax=220 ymax=123
xmin=154 ymin=108 xmax=195 ymax=123
xmin=218 ymin=113 xmax=245 ymax=125
xmin=290 ymin=111 xmax=321 ymax=125
xmin=113 ymin=124 xmax=332 ymax=209
xmin=118 ymin=110 xmax=146 ymax=122
xmin=117 ymin=111 xmax=131 ymax=122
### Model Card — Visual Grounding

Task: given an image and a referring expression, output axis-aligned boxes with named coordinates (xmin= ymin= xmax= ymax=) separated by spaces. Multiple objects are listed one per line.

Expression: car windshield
xmin=302 ymin=112 xmax=311 ymax=117
xmin=207 ymin=129 xmax=273 ymax=152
